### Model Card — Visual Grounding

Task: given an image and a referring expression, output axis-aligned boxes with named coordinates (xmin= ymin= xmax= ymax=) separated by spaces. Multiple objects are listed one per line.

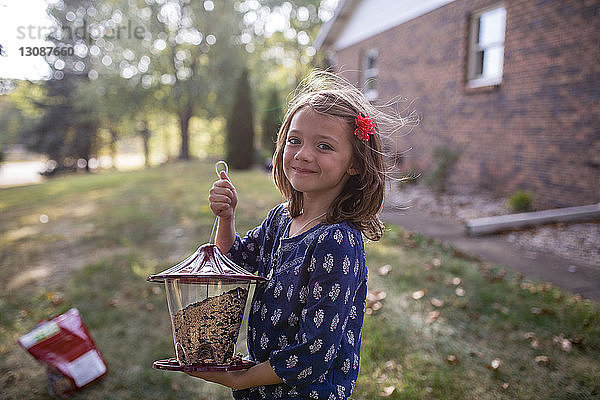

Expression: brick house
xmin=315 ymin=0 xmax=599 ymax=209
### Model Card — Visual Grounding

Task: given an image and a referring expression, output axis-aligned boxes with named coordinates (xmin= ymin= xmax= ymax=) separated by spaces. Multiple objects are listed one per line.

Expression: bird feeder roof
xmin=147 ymin=244 xmax=266 ymax=284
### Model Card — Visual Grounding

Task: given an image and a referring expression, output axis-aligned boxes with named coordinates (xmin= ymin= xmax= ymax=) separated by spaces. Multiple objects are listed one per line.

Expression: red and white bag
xmin=18 ymin=308 xmax=107 ymax=396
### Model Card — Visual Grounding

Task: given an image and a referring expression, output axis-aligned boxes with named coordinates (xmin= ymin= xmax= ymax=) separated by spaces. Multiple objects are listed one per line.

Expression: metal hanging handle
xmin=210 ymin=161 xmax=229 ymax=244
xmin=215 ymin=160 xmax=228 ymax=177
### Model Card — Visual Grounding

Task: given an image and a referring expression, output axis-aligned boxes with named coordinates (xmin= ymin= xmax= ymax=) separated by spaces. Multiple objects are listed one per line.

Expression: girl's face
xmin=283 ymin=107 xmax=357 ymax=202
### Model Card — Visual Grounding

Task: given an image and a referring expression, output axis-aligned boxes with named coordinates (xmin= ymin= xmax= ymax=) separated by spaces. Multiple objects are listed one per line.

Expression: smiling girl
xmin=191 ymin=70 xmax=410 ymax=400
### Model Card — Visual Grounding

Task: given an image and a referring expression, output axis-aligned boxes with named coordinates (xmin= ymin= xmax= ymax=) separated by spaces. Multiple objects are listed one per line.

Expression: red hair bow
xmin=354 ymin=112 xmax=376 ymax=141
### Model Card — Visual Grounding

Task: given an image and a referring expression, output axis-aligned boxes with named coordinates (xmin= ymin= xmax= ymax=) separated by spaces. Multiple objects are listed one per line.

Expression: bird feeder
xmin=147 ymin=162 xmax=266 ymax=372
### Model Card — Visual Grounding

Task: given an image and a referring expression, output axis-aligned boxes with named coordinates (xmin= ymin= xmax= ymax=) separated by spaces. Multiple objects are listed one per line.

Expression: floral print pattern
xmin=227 ymin=204 xmax=368 ymax=400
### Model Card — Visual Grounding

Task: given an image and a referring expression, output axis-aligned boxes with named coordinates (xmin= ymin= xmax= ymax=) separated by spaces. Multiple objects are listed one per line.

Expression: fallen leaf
xmin=374 ymin=291 xmax=387 ymax=301
xmin=469 ymin=311 xmax=480 ymax=321
xmin=412 ymin=289 xmax=427 ymax=300
xmin=455 ymin=287 xmax=466 ymax=297
xmin=571 ymin=336 xmax=585 ymax=345
xmin=372 ymin=301 xmax=383 ymax=311
xmin=50 ymin=292 xmax=65 ymax=305
xmin=492 ymin=303 xmax=509 ymax=314
xmin=489 ymin=358 xmax=501 ymax=370
xmin=523 ymin=332 xmax=536 ymax=340
xmin=452 ymin=277 xmax=462 ymax=286
xmin=384 ymin=360 xmax=397 ymax=370
xmin=553 ymin=335 xmax=572 ymax=352
xmin=535 ymin=355 xmax=549 ymax=364
xmin=380 ymin=386 xmax=395 ymax=397
xmin=430 ymin=298 xmax=444 ymax=308
xmin=445 ymin=355 xmax=459 ymax=365
xmin=501 ymin=383 xmax=510 ymax=390
xmin=426 ymin=311 xmax=441 ymax=324
xmin=530 ymin=339 xmax=539 ymax=349
xmin=432 ymin=258 xmax=442 ymax=268
xmin=367 ymin=290 xmax=387 ymax=302
xmin=378 ymin=264 xmax=393 ymax=276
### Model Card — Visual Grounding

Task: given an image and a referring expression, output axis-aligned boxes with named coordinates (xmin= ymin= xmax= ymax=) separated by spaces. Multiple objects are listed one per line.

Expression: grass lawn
xmin=1 ymin=160 xmax=598 ymax=399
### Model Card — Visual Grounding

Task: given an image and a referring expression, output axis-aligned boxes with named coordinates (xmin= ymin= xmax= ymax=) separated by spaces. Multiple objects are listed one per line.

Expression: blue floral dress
xmin=226 ymin=204 xmax=368 ymax=400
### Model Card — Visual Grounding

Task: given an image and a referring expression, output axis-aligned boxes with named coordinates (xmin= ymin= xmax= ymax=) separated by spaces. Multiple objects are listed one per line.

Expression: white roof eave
xmin=313 ymin=0 xmax=359 ymax=51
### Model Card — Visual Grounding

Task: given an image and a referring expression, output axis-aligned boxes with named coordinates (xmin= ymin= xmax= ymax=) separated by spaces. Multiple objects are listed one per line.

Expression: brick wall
xmin=332 ymin=0 xmax=600 ymax=208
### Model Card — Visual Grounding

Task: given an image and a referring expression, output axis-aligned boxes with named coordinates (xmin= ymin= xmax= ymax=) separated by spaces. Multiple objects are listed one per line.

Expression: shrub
xmin=425 ymin=146 xmax=460 ymax=194
xmin=226 ymin=69 xmax=255 ymax=170
xmin=508 ymin=190 xmax=533 ymax=212
xmin=261 ymin=86 xmax=281 ymax=158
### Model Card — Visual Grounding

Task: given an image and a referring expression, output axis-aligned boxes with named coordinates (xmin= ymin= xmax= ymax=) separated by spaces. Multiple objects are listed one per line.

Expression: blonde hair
xmin=272 ymin=70 xmax=414 ymax=241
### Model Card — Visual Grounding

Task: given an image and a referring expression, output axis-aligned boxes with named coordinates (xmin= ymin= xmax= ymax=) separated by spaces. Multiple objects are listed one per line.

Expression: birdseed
xmin=171 ymin=287 xmax=248 ymax=364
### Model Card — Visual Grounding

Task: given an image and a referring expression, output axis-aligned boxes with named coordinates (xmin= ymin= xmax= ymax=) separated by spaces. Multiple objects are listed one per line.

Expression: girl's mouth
xmin=292 ymin=167 xmax=317 ymax=174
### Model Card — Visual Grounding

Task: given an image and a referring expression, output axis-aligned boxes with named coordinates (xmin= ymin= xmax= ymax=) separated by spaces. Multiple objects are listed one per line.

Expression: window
xmin=362 ymin=49 xmax=378 ymax=100
xmin=467 ymin=4 xmax=506 ymax=88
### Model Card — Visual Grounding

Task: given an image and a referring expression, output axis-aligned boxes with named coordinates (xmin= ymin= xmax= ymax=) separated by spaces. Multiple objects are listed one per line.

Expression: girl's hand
xmin=185 ymin=370 xmax=243 ymax=390
xmin=185 ymin=361 xmax=282 ymax=390
xmin=209 ymin=171 xmax=238 ymax=221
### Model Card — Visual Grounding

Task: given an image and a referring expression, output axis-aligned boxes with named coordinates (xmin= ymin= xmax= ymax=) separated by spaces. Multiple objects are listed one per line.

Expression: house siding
xmin=330 ymin=0 xmax=599 ymax=208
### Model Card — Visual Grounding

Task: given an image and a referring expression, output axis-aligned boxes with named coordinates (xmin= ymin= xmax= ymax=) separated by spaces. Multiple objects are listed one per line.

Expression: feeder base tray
xmin=153 ymin=358 xmax=256 ymax=372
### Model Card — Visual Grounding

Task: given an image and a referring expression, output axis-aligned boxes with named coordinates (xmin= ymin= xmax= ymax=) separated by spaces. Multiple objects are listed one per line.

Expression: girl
xmin=191 ymin=70 xmax=406 ymax=399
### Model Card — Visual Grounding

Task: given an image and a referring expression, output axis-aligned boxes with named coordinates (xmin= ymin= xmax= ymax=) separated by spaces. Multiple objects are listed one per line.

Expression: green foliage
xmin=508 ymin=190 xmax=534 ymax=212
xmin=261 ymin=86 xmax=282 ymax=158
xmin=226 ymin=69 xmax=255 ymax=170
xmin=425 ymin=146 xmax=460 ymax=194
xmin=21 ymin=74 xmax=101 ymax=168
xmin=0 ymin=82 xmax=45 ymax=148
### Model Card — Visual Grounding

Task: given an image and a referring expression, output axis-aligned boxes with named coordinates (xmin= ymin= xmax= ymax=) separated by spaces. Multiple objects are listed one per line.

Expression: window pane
xmin=475 ymin=50 xmax=484 ymax=76
xmin=483 ymin=45 xmax=504 ymax=79
xmin=479 ymin=7 xmax=506 ymax=46
xmin=367 ymin=54 xmax=377 ymax=69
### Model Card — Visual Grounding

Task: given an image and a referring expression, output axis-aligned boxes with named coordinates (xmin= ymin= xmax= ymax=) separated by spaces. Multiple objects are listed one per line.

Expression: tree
xmin=261 ymin=86 xmax=282 ymax=157
xmin=100 ymin=0 xmax=244 ymax=160
xmin=226 ymin=69 xmax=255 ymax=170
xmin=25 ymin=0 xmax=246 ymax=164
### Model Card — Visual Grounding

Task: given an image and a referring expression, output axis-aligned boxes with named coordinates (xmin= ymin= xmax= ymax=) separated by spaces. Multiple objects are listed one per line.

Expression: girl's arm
xmin=209 ymin=171 xmax=237 ymax=253
xmin=186 ymin=360 xmax=283 ymax=390
xmin=215 ymin=214 xmax=235 ymax=254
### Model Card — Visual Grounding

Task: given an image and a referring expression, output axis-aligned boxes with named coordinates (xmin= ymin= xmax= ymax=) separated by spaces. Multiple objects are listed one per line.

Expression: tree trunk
xmin=178 ymin=105 xmax=193 ymax=160
xmin=109 ymin=128 xmax=118 ymax=169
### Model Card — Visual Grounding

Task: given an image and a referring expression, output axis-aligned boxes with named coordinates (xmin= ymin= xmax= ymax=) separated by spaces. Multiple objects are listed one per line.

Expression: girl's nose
xmin=294 ymin=145 xmax=312 ymax=162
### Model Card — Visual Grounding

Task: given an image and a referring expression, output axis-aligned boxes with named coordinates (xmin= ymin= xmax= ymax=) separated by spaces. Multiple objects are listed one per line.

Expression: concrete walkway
xmin=381 ymin=207 xmax=600 ymax=302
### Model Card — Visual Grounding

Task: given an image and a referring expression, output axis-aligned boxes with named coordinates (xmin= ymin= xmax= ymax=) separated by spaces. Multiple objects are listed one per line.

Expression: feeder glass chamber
xmin=164 ymin=279 xmax=252 ymax=365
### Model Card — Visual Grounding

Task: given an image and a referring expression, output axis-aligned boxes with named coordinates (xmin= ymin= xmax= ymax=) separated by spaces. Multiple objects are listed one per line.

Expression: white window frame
xmin=362 ymin=49 xmax=379 ymax=100
xmin=466 ymin=3 xmax=506 ymax=88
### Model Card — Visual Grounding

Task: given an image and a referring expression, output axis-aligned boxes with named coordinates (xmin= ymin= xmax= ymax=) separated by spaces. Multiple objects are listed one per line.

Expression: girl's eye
xmin=318 ymin=143 xmax=333 ymax=151
xmin=287 ymin=137 xmax=300 ymax=145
